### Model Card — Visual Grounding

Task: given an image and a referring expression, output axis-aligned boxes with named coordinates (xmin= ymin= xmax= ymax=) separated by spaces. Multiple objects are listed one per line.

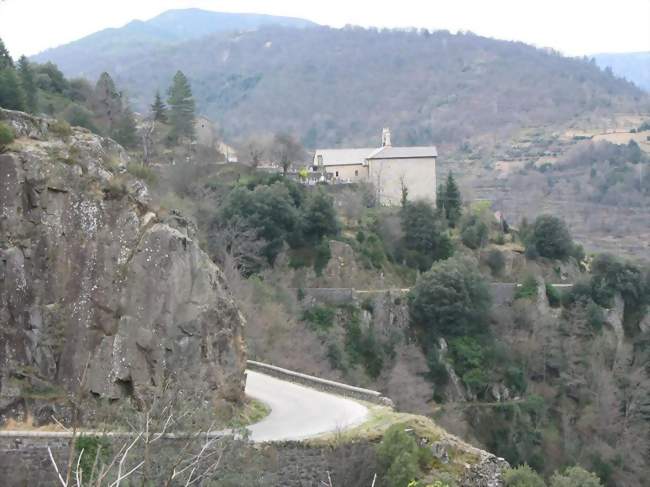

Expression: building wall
xmin=369 ymin=157 xmax=436 ymax=205
xmin=322 ymin=164 xmax=368 ymax=182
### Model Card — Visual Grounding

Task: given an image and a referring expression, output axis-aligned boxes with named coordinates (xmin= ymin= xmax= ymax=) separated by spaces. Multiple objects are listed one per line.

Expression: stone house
xmin=312 ymin=129 xmax=437 ymax=205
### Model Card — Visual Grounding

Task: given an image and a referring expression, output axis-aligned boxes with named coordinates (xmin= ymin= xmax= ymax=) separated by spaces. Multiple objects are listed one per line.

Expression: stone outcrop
xmin=0 ymin=109 xmax=246 ymax=423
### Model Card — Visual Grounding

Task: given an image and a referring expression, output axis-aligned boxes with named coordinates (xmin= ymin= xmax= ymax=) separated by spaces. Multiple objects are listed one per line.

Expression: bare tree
xmin=239 ymin=137 xmax=267 ymax=168
xmin=272 ymin=133 xmax=306 ymax=175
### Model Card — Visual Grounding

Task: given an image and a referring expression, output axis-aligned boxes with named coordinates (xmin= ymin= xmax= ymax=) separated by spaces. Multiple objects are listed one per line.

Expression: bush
xmin=126 ymin=162 xmax=157 ymax=186
xmin=302 ymin=305 xmax=336 ymax=330
xmin=313 ymin=238 xmax=331 ymax=276
xmin=526 ymin=215 xmax=574 ymax=260
xmin=75 ymin=435 xmax=111 ymax=482
xmin=49 ymin=119 xmax=72 ymax=137
xmin=377 ymin=424 xmax=422 ymax=486
xmin=515 ymin=275 xmax=538 ymax=300
xmin=585 ymin=301 xmax=605 ymax=331
xmin=545 ymin=284 xmax=561 ymax=308
xmin=504 ymin=464 xmax=546 ymax=487
xmin=460 ymin=215 xmax=489 ymax=250
xmin=486 ymin=249 xmax=506 ymax=276
xmin=400 ymin=201 xmax=453 ymax=271
xmin=550 ymin=466 xmax=602 ymax=487
xmin=0 ymin=121 xmax=14 ymax=151
xmin=409 ymin=256 xmax=491 ymax=341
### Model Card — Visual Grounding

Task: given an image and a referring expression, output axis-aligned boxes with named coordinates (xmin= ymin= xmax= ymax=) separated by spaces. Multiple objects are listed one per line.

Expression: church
xmin=312 ymin=129 xmax=438 ymax=205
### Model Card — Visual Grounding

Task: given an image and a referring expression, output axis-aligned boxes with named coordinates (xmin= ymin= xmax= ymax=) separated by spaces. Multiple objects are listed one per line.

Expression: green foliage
xmin=515 ymin=275 xmax=538 ymax=300
xmin=400 ymin=200 xmax=453 ymax=271
xmin=408 ymin=256 xmax=491 ymax=342
xmin=486 ymin=249 xmax=506 ymax=276
xmin=589 ymin=253 xmax=648 ymax=329
xmin=301 ymin=189 xmax=339 ymax=244
xmin=75 ymin=435 xmax=111 ymax=483
xmin=63 ymin=103 xmax=99 ymax=133
xmin=0 ymin=38 xmax=12 ymax=70
xmin=376 ymin=424 xmax=434 ymax=486
xmin=344 ymin=308 xmax=386 ymax=378
xmin=49 ymin=119 xmax=72 ymax=137
xmin=0 ymin=122 xmax=14 ymax=151
xmin=449 ymin=337 xmax=490 ymax=394
xmin=385 ymin=451 xmax=420 ymax=487
xmin=0 ymin=67 xmax=26 ymax=110
xmin=550 ymin=466 xmax=603 ymax=487
xmin=545 ymin=284 xmax=561 ymax=308
xmin=302 ymin=305 xmax=336 ymax=330
xmin=17 ymin=56 xmax=38 ymax=113
xmin=168 ymin=70 xmax=195 ymax=142
xmin=112 ymin=105 xmax=138 ymax=148
xmin=504 ymin=464 xmax=546 ymax=487
xmin=313 ymin=237 xmax=332 ymax=275
xmin=437 ymin=172 xmax=462 ymax=227
xmin=151 ymin=90 xmax=167 ymax=122
xmin=526 ymin=215 xmax=574 ymax=260
xmin=585 ymin=301 xmax=605 ymax=331
xmin=126 ymin=162 xmax=157 ymax=185
xmin=461 ymin=214 xmax=489 ymax=249
xmin=359 ymin=233 xmax=386 ymax=269
xmin=221 ymin=182 xmax=299 ymax=264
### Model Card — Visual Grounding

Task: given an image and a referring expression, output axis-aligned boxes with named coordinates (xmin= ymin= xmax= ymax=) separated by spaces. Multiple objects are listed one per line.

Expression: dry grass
xmin=1 ymin=415 xmax=67 ymax=432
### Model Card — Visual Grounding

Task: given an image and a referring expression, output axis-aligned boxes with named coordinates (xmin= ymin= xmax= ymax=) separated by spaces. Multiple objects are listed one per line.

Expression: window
xmin=355 ymin=170 xmax=359 ymax=177
xmin=335 ymin=171 xmax=339 ymax=177
xmin=317 ymin=155 xmax=323 ymax=165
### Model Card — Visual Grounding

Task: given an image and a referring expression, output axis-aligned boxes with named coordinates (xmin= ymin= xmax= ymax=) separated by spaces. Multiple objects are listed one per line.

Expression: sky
xmin=1 ymin=0 xmax=649 ymax=58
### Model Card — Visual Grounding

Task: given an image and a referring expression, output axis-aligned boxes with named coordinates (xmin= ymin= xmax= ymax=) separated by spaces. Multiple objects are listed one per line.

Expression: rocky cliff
xmin=0 ymin=109 xmax=246 ymax=424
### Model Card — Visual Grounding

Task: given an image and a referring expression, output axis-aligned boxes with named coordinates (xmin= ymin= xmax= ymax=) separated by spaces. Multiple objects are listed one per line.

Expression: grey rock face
xmin=0 ymin=109 xmax=246 ymax=422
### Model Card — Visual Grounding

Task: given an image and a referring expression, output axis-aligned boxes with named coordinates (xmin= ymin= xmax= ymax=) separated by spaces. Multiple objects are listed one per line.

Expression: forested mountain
xmin=33 ymin=20 xmax=648 ymax=149
xmin=31 ymin=9 xmax=317 ymax=78
xmin=593 ymin=51 xmax=650 ymax=92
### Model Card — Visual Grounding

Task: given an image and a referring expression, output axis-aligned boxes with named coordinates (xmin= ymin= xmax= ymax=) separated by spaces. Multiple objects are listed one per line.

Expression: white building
xmin=312 ymin=129 xmax=438 ymax=205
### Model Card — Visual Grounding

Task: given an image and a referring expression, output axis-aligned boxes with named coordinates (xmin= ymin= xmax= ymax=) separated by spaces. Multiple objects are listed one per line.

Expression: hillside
xmin=31 ymin=9 xmax=317 ymax=79
xmin=593 ymin=51 xmax=650 ymax=92
xmin=33 ymin=23 xmax=648 ymax=149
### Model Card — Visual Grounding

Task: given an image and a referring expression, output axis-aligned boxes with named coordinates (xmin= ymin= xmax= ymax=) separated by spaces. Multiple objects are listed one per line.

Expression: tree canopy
xmin=167 ymin=70 xmax=195 ymax=143
xmin=400 ymin=200 xmax=453 ymax=271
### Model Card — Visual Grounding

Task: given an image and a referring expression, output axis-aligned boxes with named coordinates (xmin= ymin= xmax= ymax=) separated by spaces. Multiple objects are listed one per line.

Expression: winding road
xmin=245 ymin=371 xmax=369 ymax=442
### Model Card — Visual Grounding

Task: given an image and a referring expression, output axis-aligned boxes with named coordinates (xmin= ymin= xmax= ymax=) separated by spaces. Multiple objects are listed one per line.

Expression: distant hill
xmin=33 ymin=17 xmax=648 ymax=149
xmin=31 ymin=9 xmax=317 ymax=78
xmin=593 ymin=51 xmax=650 ymax=92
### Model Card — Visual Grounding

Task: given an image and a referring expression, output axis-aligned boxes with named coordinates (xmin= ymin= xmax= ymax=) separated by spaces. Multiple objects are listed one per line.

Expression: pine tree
xmin=167 ymin=71 xmax=195 ymax=143
xmin=112 ymin=105 xmax=138 ymax=149
xmin=17 ymin=56 xmax=38 ymax=113
xmin=0 ymin=38 xmax=13 ymax=70
xmin=150 ymin=90 xmax=167 ymax=122
xmin=443 ymin=172 xmax=462 ymax=227
xmin=92 ymin=72 xmax=122 ymax=134
xmin=0 ymin=67 xmax=26 ymax=111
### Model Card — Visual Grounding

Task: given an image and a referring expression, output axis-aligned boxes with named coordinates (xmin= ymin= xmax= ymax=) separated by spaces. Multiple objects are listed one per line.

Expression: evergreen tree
xmin=167 ymin=71 xmax=195 ymax=143
xmin=17 ymin=56 xmax=38 ymax=113
xmin=92 ymin=72 xmax=122 ymax=133
xmin=150 ymin=90 xmax=167 ymax=122
xmin=0 ymin=38 xmax=13 ymax=70
xmin=443 ymin=172 xmax=462 ymax=227
xmin=0 ymin=67 xmax=26 ymax=111
xmin=112 ymin=105 xmax=138 ymax=148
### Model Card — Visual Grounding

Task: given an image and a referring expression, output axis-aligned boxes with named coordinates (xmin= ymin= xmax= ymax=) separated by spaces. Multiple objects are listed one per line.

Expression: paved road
xmin=245 ymin=371 xmax=369 ymax=442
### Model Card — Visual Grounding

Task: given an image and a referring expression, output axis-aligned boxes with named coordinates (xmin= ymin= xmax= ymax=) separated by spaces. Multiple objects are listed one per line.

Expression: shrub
xmin=486 ymin=249 xmax=506 ymax=276
xmin=377 ymin=424 xmax=422 ymax=486
xmin=545 ymin=284 xmax=561 ymax=308
xmin=585 ymin=302 xmax=605 ymax=331
xmin=550 ymin=466 xmax=602 ymax=487
xmin=126 ymin=162 xmax=157 ymax=186
xmin=504 ymin=464 xmax=546 ymax=487
xmin=409 ymin=256 xmax=491 ymax=341
xmin=313 ymin=238 xmax=331 ymax=276
xmin=526 ymin=215 xmax=574 ymax=260
xmin=0 ymin=121 xmax=14 ymax=151
xmin=400 ymin=201 xmax=453 ymax=271
xmin=75 ymin=435 xmax=111 ymax=482
xmin=460 ymin=215 xmax=489 ymax=250
xmin=302 ymin=305 xmax=336 ymax=330
xmin=49 ymin=119 xmax=72 ymax=137
xmin=515 ymin=275 xmax=538 ymax=300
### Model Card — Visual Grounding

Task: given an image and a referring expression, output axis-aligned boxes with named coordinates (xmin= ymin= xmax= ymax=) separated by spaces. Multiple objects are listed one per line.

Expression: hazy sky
xmin=1 ymin=0 xmax=649 ymax=58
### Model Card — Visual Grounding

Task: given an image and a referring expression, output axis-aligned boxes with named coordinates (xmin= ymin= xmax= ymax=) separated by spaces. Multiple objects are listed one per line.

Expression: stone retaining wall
xmin=247 ymin=360 xmax=393 ymax=406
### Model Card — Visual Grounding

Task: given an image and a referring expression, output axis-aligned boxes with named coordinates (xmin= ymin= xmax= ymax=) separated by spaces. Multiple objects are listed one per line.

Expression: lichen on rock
xmin=0 ymin=109 xmax=246 ymax=424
